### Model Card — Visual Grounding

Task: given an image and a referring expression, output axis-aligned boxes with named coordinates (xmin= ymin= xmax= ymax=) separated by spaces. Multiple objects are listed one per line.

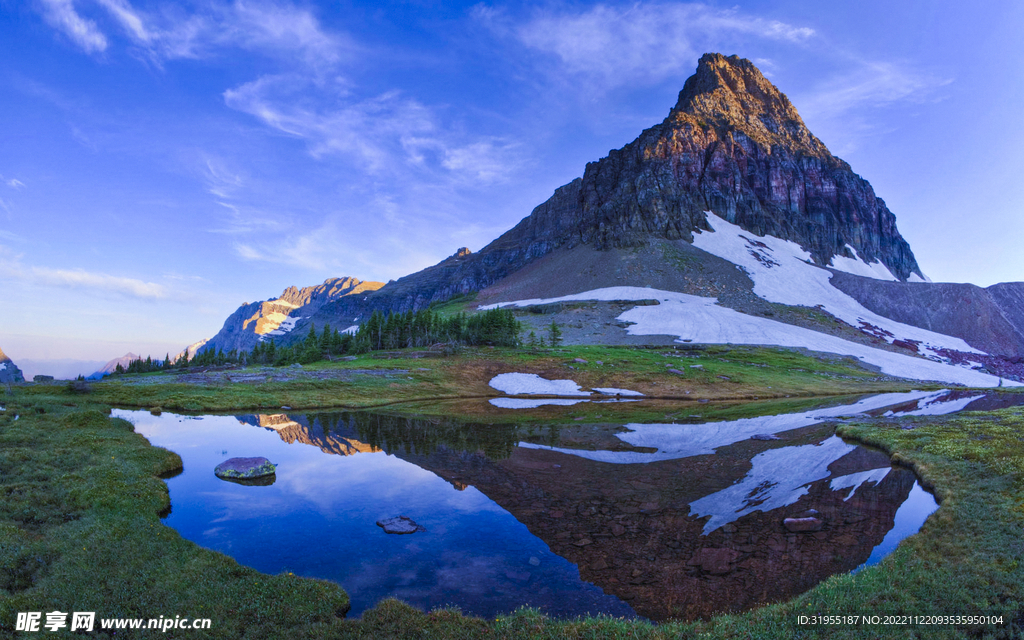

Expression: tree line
xmin=114 ymin=307 xmax=525 ymax=373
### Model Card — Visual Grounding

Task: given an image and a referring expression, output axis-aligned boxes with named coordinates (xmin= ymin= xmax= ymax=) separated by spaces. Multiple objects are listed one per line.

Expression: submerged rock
xmin=214 ymin=457 xmax=277 ymax=480
xmin=750 ymin=434 xmax=781 ymax=441
xmin=376 ymin=515 xmax=425 ymax=534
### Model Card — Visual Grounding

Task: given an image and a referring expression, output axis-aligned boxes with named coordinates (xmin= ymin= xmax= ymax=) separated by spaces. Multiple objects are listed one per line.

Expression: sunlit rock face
xmin=0 ymin=346 xmax=25 ymax=384
xmin=203 ymin=277 xmax=384 ymax=353
xmin=236 ymin=414 xmax=381 ymax=457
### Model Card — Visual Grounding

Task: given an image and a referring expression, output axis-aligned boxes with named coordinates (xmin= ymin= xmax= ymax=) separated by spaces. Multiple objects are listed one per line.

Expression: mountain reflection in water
xmin=120 ymin=390 xmax=1019 ymax=621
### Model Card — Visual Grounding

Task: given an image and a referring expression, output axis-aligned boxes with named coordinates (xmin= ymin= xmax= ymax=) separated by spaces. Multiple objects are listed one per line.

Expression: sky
xmin=1 ymin=0 xmax=1023 ymax=373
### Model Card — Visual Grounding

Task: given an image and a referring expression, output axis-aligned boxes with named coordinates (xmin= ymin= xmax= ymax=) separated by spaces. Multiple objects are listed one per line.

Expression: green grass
xmin=4 ymin=386 xmax=1022 ymax=638
xmin=14 ymin=345 xmax=924 ymax=417
xmin=0 ymin=397 xmax=350 ymax=638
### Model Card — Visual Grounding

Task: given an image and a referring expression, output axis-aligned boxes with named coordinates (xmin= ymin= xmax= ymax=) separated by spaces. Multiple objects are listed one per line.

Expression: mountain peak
xmin=672 ymin=53 xmax=829 ymax=158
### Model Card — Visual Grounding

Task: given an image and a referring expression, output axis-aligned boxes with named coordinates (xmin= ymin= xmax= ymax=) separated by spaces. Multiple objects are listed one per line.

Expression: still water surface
xmin=119 ymin=390 xmax=1021 ymax=621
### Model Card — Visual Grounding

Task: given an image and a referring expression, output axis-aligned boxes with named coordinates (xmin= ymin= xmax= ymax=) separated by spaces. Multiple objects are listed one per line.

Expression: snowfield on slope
xmin=691 ymin=211 xmax=979 ymax=359
xmin=481 ymin=287 xmax=1016 ymax=387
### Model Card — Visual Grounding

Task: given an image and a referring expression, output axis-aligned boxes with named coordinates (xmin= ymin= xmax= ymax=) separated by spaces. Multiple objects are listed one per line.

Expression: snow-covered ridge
xmin=691 ymin=211 xmax=975 ymax=359
xmin=481 ymin=287 xmax=1017 ymax=387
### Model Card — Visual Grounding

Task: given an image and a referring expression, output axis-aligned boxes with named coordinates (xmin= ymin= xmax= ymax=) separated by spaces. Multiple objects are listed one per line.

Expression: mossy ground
xmin=15 ymin=345 xmax=928 ymax=415
xmin=2 ymin=367 xmax=1022 ymax=638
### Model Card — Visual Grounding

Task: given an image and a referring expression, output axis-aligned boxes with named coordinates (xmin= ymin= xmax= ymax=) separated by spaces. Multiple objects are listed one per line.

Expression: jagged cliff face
xmin=0 ymin=346 xmax=25 ymax=384
xmin=203 ymin=277 xmax=384 ymax=353
xmin=308 ymin=53 xmax=922 ymax=323
xmin=569 ymin=53 xmax=922 ymax=279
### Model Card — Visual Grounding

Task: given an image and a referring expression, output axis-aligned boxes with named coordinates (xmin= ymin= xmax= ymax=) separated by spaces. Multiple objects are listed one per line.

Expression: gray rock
xmin=214 ymin=457 xmax=277 ymax=480
xmin=376 ymin=516 xmax=425 ymax=534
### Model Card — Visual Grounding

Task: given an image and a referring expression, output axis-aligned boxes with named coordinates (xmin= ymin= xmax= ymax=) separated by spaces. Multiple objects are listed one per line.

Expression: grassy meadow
xmin=1 ymin=346 xmax=1021 ymax=638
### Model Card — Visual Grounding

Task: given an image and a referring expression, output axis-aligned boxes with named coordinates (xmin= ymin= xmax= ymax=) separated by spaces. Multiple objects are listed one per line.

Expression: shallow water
xmin=119 ymin=390 xmax=1022 ymax=621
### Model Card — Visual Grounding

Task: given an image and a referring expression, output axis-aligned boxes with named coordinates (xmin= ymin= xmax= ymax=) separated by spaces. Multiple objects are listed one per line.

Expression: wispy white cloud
xmin=2 ymin=176 xmax=26 ymax=189
xmin=484 ymin=3 xmax=815 ymax=90
xmin=0 ymin=246 xmax=166 ymax=299
xmin=30 ymin=266 xmax=167 ymax=298
xmin=794 ymin=60 xmax=952 ymax=153
xmin=223 ymin=74 xmax=521 ymax=183
xmin=37 ymin=0 xmax=108 ymax=53
xmin=798 ymin=61 xmax=952 ymax=117
xmin=34 ymin=0 xmax=350 ymax=65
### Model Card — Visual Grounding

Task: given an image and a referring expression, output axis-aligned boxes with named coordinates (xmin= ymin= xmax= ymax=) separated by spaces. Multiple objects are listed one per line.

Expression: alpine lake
xmin=116 ymin=389 xmax=1024 ymax=622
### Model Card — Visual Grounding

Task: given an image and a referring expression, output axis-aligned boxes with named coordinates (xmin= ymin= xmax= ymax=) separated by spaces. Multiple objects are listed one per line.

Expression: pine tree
xmin=548 ymin=321 xmax=562 ymax=347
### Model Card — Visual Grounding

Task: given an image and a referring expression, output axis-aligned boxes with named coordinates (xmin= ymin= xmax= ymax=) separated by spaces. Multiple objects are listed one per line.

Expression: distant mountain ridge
xmin=202 ymin=277 xmax=385 ymax=354
xmin=0 ymin=346 xmax=25 ymax=384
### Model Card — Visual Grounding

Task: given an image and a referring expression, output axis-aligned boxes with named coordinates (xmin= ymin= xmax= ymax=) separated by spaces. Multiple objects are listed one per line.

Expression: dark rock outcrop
xmin=0 ymin=347 xmax=25 ymax=384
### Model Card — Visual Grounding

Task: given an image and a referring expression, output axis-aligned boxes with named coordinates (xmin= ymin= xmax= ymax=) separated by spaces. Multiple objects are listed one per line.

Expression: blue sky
xmin=2 ymin=0 xmax=1023 ymax=371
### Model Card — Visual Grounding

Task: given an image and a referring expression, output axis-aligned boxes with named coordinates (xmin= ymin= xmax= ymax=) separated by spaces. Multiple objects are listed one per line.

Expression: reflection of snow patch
xmin=482 ymin=286 xmax=1014 ymax=387
xmin=489 ymin=398 xmax=589 ymax=409
xmin=488 ymin=373 xmax=590 ymax=396
xmin=830 ymin=467 xmax=891 ymax=501
xmin=689 ymin=435 xmax=856 ymax=534
xmin=884 ymin=392 xmax=985 ymax=417
xmin=516 ymin=390 xmax=942 ymax=464
xmin=692 ymin=211 xmax=980 ymax=357
xmin=592 ymin=387 xmax=644 ymax=396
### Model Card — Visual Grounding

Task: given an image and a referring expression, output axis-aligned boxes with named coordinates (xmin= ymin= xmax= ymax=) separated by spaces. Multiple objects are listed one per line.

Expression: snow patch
xmin=689 ymin=435 xmax=857 ymax=534
xmin=0 ymin=363 xmax=5 ymax=371
xmin=691 ymin=211 xmax=982 ymax=357
xmin=264 ymin=315 xmax=303 ymax=338
xmin=591 ymin=387 xmax=644 ymax=396
xmin=830 ymin=468 xmax=891 ymax=501
xmin=907 ymin=272 xmax=931 ymax=283
xmin=482 ymin=286 xmax=1016 ymax=387
xmin=488 ymin=373 xmax=591 ymax=396
xmin=342 ymin=325 xmax=359 ymax=335
xmin=489 ymin=398 xmax=590 ymax=409
xmin=267 ymin=298 xmax=299 ymax=309
xmin=828 ymin=245 xmax=898 ymax=281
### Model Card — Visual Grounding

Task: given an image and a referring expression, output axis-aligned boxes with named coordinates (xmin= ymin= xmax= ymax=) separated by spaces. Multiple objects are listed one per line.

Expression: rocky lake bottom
xmin=116 ymin=390 xmax=1024 ymax=622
